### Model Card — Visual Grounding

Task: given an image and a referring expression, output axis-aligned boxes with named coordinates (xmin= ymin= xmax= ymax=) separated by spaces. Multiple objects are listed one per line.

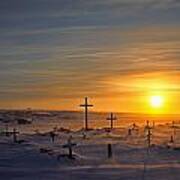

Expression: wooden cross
xmin=147 ymin=128 xmax=152 ymax=148
xmin=144 ymin=121 xmax=153 ymax=148
xmin=80 ymin=97 xmax=93 ymax=130
xmin=12 ymin=128 xmax=19 ymax=143
xmin=50 ymin=131 xmax=56 ymax=142
xmin=144 ymin=120 xmax=152 ymax=132
xmin=63 ymin=136 xmax=77 ymax=159
xmin=146 ymin=125 xmax=153 ymax=148
xmin=171 ymin=121 xmax=177 ymax=147
xmin=146 ymin=120 xmax=150 ymax=128
xmin=106 ymin=113 xmax=117 ymax=129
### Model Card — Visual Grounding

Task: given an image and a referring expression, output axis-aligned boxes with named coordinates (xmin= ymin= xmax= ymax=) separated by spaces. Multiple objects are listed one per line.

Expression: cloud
xmin=0 ymin=0 xmax=180 ymax=31
xmin=0 ymin=25 xmax=179 ymax=104
xmin=0 ymin=1 xmax=179 ymax=111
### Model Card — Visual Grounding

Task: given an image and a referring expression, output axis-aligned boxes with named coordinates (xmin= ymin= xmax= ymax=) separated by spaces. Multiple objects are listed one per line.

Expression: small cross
xmin=63 ymin=136 xmax=77 ymax=159
xmin=80 ymin=97 xmax=93 ymax=130
xmin=12 ymin=128 xmax=19 ymax=143
xmin=146 ymin=120 xmax=150 ymax=128
xmin=106 ymin=113 xmax=117 ymax=129
xmin=171 ymin=121 xmax=177 ymax=147
xmin=50 ymin=131 xmax=56 ymax=142
xmin=146 ymin=127 xmax=152 ymax=148
xmin=144 ymin=120 xmax=153 ymax=132
xmin=5 ymin=123 xmax=9 ymax=136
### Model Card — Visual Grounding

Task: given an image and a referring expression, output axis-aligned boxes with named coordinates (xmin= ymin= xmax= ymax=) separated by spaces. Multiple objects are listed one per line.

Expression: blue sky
xmin=0 ymin=0 xmax=180 ymax=112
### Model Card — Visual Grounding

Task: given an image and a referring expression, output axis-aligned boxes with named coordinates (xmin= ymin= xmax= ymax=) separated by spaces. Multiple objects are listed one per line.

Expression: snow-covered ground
xmin=0 ymin=111 xmax=179 ymax=180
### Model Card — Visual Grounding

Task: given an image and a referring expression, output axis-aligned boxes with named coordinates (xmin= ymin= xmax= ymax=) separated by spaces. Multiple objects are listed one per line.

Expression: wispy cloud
xmin=0 ymin=1 xmax=179 ymax=112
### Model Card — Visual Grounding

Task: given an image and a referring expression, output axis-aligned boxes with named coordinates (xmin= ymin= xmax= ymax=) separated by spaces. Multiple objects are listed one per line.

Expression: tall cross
xmin=107 ymin=113 xmax=117 ymax=129
xmin=80 ymin=97 xmax=93 ymax=130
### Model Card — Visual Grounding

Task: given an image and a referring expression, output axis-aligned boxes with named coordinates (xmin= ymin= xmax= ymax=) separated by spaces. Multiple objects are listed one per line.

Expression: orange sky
xmin=0 ymin=1 xmax=180 ymax=114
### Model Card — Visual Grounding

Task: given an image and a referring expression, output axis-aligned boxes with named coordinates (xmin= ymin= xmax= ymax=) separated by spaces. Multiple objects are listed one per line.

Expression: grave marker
xmin=106 ymin=113 xmax=117 ymax=130
xmin=80 ymin=97 xmax=93 ymax=130
xmin=63 ymin=136 xmax=77 ymax=159
xmin=107 ymin=144 xmax=113 ymax=158
xmin=12 ymin=128 xmax=19 ymax=143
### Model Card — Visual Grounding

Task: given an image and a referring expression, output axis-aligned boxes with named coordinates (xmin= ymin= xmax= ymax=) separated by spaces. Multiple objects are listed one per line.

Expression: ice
xmin=0 ymin=111 xmax=179 ymax=180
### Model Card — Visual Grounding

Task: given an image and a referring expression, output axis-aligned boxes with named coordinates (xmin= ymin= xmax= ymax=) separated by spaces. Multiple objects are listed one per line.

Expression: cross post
xmin=63 ymin=136 xmax=77 ymax=159
xmin=5 ymin=123 xmax=9 ymax=136
xmin=107 ymin=113 xmax=117 ymax=129
xmin=80 ymin=97 xmax=93 ymax=130
xmin=146 ymin=126 xmax=153 ymax=148
xmin=107 ymin=143 xmax=113 ymax=158
xmin=172 ymin=121 xmax=177 ymax=147
xmin=12 ymin=128 xmax=19 ymax=143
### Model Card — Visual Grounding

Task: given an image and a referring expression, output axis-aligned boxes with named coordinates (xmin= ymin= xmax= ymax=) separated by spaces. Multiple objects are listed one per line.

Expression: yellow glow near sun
xmin=150 ymin=95 xmax=164 ymax=108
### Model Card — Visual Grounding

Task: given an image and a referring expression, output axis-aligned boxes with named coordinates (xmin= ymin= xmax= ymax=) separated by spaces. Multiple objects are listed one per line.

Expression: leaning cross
xmin=80 ymin=97 xmax=93 ymax=130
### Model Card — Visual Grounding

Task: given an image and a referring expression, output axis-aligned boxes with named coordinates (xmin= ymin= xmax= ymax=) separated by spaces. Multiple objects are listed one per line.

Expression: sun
xmin=150 ymin=95 xmax=164 ymax=108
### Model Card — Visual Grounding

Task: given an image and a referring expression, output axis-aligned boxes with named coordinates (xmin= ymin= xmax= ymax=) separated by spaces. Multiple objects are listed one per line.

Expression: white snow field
xmin=0 ymin=111 xmax=179 ymax=180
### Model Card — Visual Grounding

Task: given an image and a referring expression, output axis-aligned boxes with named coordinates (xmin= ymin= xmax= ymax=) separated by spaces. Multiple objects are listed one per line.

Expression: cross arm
xmin=106 ymin=117 xmax=117 ymax=120
xmin=80 ymin=104 xmax=93 ymax=107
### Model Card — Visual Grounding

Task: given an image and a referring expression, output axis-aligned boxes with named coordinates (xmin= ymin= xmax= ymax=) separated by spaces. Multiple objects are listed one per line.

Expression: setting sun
xmin=150 ymin=95 xmax=164 ymax=108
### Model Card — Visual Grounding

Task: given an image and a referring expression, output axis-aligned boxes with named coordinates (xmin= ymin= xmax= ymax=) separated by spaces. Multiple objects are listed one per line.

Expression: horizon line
xmin=0 ymin=108 xmax=179 ymax=116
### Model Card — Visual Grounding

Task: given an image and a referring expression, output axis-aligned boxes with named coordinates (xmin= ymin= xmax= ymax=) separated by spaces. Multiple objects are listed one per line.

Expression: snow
xmin=0 ymin=111 xmax=179 ymax=180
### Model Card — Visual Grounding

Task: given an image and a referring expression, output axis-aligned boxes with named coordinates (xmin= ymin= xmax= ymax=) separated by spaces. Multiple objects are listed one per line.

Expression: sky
xmin=0 ymin=0 xmax=180 ymax=113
